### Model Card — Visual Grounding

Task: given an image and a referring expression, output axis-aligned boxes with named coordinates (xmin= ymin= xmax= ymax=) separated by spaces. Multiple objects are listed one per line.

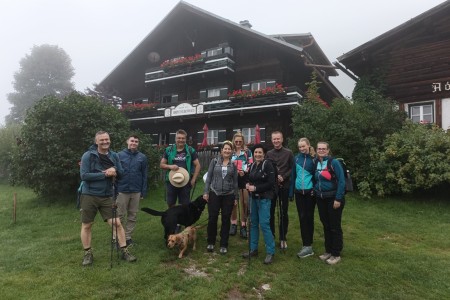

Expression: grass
xmin=1 ymin=183 xmax=450 ymax=299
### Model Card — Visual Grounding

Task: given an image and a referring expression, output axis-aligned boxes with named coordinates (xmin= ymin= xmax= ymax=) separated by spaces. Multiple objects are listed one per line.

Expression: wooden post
xmin=13 ymin=193 xmax=17 ymax=223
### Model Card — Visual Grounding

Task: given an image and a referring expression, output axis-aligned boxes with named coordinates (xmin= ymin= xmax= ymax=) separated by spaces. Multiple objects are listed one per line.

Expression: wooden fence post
xmin=13 ymin=193 xmax=17 ymax=223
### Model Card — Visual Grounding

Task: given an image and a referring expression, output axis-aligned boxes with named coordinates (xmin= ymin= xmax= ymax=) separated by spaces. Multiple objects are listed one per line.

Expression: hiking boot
xmin=280 ymin=240 xmax=288 ymax=249
xmin=242 ymin=250 xmax=258 ymax=258
xmin=240 ymin=226 xmax=247 ymax=239
xmin=319 ymin=252 xmax=332 ymax=261
xmin=206 ymin=244 xmax=215 ymax=252
xmin=126 ymin=239 xmax=133 ymax=247
xmin=121 ymin=247 xmax=137 ymax=262
xmin=229 ymin=224 xmax=237 ymax=236
xmin=82 ymin=249 xmax=93 ymax=266
xmin=219 ymin=247 xmax=228 ymax=255
xmin=297 ymin=246 xmax=314 ymax=258
xmin=326 ymin=256 xmax=341 ymax=265
xmin=264 ymin=254 xmax=274 ymax=264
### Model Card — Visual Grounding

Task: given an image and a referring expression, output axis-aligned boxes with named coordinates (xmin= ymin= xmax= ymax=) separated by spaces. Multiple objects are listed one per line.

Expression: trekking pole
xmin=247 ymin=195 xmax=252 ymax=266
xmin=110 ymin=177 xmax=119 ymax=268
xmin=237 ymin=190 xmax=241 ymax=234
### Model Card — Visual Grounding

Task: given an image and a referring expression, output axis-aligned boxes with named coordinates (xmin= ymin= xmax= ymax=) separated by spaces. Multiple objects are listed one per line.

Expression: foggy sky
xmin=0 ymin=0 xmax=446 ymax=125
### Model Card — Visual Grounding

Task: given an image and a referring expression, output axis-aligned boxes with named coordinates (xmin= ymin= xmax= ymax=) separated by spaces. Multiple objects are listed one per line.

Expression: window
xmin=207 ymin=130 xmax=219 ymax=145
xmin=207 ymin=88 xmax=220 ymax=98
xmin=242 ymin=127 xmax=255 ymax=143
xmin=251 ymin=82 xmax=266 ymax=91
xmin=409 ymin=102 xmax=434 ymax=123
xmin=198 ymin=129 xmax=226 ymax=146
xmin=207 ymin=48 xmax=222 ymax=57
xmin=236 ymin=127 xmax=265 ymax=144
xmin=161 ymin=94 xmax=178 ymax=104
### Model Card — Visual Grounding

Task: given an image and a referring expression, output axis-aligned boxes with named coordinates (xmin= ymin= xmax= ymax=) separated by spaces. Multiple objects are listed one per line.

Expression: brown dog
xmin=167 ymin=226 xmax=198 ymax=258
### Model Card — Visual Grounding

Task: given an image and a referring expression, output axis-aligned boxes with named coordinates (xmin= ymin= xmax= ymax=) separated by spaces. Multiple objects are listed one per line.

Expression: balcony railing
xmin=123 ymin=86 xmax=303 ymax=120
xmin=145 ymin=54 xmax=235 ymax=84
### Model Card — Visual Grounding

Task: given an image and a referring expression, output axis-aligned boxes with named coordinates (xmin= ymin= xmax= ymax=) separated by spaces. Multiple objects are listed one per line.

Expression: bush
xmin=0 ymin=124 xmax=21 ymax=179
xmin=290 ymin=75 xmax=405 ymax=186
xmin=359 ymin=122 xmax=450 ymax=198
xmin=10 ymin=92 xmax=131 ymax=198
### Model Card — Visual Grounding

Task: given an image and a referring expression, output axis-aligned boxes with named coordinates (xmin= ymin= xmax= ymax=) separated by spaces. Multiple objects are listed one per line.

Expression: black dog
xmin=141 ymin=195 xmax=207 ymax=240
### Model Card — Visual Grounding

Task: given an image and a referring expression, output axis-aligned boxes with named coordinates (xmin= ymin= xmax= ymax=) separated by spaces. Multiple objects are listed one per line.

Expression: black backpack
xmin=262 ymin=158 xmax=279 ymax=199
xmin=327 ymin=157 xmax=353 ymax=193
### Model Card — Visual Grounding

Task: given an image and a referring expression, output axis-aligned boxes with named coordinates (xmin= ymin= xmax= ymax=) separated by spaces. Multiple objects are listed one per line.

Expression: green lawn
xmin=1 ymin=183 xmax=449 ymax=299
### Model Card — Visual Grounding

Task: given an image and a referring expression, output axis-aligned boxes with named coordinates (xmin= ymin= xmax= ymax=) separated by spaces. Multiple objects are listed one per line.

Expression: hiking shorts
xmin=80 ymin=194 xmax=114 ymax=223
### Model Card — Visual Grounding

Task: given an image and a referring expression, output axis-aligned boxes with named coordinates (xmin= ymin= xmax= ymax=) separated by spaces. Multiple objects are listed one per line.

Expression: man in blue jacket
xmin=79 ymin=131 xmax=137 ymax=266
xmin=117 ymin=135 xmax=148 ymax=247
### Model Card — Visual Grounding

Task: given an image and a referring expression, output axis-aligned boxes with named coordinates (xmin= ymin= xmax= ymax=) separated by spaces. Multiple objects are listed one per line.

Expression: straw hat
xmin=169 ymin=167 xmax=190 ymax=188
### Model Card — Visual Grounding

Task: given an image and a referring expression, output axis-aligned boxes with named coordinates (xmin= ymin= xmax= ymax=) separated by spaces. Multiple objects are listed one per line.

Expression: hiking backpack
xmin=255 ymin=158 xmax=279 ymax=199
xmin=328 ymin=157 xmax=354 ymax=193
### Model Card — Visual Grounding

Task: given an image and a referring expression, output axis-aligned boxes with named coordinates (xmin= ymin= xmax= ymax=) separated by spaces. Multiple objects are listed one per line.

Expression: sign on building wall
xmin=164 ymin=103 xmax=204 ymax=117
xmin=432 ymin=81 xmax=450 ymax=93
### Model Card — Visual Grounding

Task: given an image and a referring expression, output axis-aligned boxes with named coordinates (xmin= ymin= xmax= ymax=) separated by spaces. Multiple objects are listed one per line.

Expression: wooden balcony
xmin=123 ymin=86 xmax=303 ymax=120
xmin=144 ymin=54 xmax=235 ymax=84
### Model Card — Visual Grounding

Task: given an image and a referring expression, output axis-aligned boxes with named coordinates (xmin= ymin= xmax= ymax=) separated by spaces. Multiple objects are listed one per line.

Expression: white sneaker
xmin=319 ymin=252 xmax=331 ymax=261
xmin=297 ymin=246 xmax=314 ymax=258
xmin=326 ymin=256 xmax=341 ymax=265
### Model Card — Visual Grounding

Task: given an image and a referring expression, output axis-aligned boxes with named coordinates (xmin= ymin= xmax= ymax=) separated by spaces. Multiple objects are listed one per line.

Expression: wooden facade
xmin=337 ymin=1 xmax=450 ymax=130
xmin=99 ymin=1 xmax=341 ymax=147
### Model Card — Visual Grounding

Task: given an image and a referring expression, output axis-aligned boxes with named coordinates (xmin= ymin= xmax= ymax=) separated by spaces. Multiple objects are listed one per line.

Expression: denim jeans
xmin=249 ymin=197 xmax=275 ymax=255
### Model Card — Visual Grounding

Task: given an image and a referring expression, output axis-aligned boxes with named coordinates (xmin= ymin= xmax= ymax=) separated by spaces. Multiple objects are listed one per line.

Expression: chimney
xmin=239 ymin=20 xmax=252 ymax=29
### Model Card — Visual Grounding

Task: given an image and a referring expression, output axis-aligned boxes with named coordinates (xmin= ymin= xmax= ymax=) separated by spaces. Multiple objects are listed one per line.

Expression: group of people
xmin=78 ymin=128 xmax=346 ymax=267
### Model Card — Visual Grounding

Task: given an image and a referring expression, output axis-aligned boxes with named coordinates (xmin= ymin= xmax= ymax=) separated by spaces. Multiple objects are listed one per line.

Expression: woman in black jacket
xmin=242 ymin=144 xmax=276 ymax=264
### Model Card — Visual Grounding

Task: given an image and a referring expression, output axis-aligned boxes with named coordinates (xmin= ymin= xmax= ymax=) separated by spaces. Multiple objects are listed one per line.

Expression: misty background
xmin=1 ymin=0 xmax=445 ymax=125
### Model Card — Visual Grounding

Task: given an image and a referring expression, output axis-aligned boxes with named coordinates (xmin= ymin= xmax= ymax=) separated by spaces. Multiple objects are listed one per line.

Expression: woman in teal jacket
xmin=290 ymin=138 xmax=316 ymax=258
xmin=314 ymin=141 xmax=345 ymax=265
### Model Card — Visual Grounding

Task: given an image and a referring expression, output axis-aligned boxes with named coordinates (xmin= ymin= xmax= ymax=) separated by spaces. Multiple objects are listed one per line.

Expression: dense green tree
xmin=10 ymin=92 xmax=131 ymax=198
xmin=6 ymin=44 xmax=75 ymax=124
xmin=359 ymin=122 xmax=450 ymax=198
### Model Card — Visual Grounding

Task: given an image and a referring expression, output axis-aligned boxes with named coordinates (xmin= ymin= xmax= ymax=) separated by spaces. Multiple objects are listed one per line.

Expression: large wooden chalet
xmin=336 ymin=1 xmax=450 ymax=130
xmin=99 ymin=1 xmax=341 ymax=147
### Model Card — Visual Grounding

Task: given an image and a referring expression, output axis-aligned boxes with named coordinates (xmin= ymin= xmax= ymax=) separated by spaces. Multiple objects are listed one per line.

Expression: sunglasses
xmin=234 ymin=140 xmax=243 ymax=143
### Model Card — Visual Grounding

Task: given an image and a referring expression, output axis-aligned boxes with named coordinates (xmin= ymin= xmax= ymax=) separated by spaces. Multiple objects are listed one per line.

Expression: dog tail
xmin=193 ymin=225 xmax=206 ymax=231
xmin=141 ymin=207 xmax=165 ymax=216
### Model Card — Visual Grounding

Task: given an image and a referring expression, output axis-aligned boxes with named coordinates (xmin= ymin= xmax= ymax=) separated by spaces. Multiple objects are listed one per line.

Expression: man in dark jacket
xmin=266 ymin=131 xmax=294 ymax=250
xmin=79 ymin=131 xmax=136 ymax=266
xmin=116 ymin=135 xmax=148 ymax=247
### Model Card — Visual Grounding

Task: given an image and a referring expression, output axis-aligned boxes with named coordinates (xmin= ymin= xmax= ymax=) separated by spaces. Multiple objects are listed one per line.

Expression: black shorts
xmin=238 ymin=174 xmax=249 ymax=189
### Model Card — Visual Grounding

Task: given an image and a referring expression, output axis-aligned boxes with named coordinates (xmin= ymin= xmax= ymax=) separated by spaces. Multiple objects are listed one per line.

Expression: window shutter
xmin=199 ymin=90 xmax=207 ymax=99
xmin=218 ymin=130 xmax=226 ymax=142
xmin=197 ymin=131 xmax=203 ymax=145
xmin=220 ymin=88 xmax=228 ymax=97
xmin=260 ymin=128 xmax=266 ymax=142
xmin=169 ymin=133 xmax=176 ymax=145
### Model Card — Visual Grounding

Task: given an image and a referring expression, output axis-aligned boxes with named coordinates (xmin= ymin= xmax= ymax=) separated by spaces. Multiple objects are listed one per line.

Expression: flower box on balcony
xmin=160 ymin=54 xmax=204 ymax=71
xmin=228 ymin=84 xmax=286 ymax=100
